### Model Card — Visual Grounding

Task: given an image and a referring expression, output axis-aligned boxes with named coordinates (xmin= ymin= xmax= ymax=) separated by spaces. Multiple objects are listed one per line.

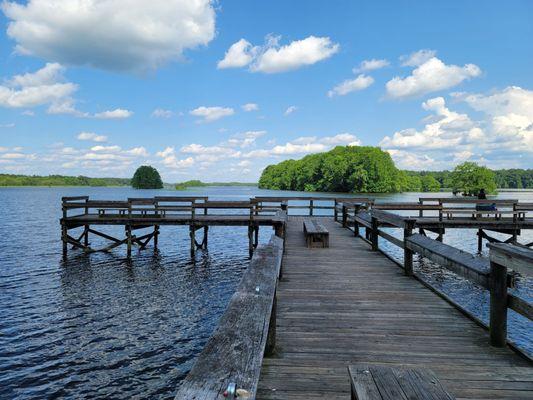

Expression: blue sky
xmin=0 ymin=0 xmax=532 ymax=181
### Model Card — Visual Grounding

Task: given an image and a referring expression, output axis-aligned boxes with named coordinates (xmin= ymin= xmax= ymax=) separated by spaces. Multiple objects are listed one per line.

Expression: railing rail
xmin=174 ymin=235 xmax=284 ymax=399
xmin=340 ymin=206 xmax=533 ymax=351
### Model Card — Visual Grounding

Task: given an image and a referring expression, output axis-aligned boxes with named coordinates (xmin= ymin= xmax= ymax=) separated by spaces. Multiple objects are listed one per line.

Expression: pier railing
xmin=340 ymin=205 xmax=533 ymax=352
xmin=175 ymin=234 xmax=284 ymax=399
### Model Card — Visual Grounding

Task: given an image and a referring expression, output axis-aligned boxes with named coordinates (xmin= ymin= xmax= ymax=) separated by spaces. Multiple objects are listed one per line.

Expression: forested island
xmin=258 ymin=146 xmax=533 ymax=194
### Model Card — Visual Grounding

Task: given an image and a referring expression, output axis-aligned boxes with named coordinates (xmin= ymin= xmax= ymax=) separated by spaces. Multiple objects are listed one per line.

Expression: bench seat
xmin=349 ymin=364 xmax=455 ymax=400
xmin=303 ymin=219 xmax=329 ymax=248
xmin=442 ymin=208 xmax=525 ymax=220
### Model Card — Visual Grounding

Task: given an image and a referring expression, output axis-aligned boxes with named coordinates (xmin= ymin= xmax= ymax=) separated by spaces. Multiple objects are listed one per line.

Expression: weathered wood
xmin=303 ymin=219 xmax=329 ymax=248
xmin=406 ymin=234 xmax=490 ymax=288
xmin=508 ymin=293 xmax=533 ymax=321
xmin=404 ymin=220 xmax=415 ymax=276
xmin=489 ymin=243 xmax=533 ymax=276
xmin=489 ymin=260 xmax=508 ymax=347
xmin=175 ymin=236 xmax=283 ymax=400
xmin=258 ymin=218 xmax=531 ymax=400
xmin=371 ymin=216 xmax=378 ymax=251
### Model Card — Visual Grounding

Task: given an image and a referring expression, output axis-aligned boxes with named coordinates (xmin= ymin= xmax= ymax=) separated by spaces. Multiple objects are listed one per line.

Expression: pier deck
xmin=257 ymin=217 xmax=533 ymax=400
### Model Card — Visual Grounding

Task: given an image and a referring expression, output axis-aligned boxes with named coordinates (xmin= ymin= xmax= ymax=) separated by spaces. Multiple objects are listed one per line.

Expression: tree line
xmin=0 ymin=174 xmax=130 ymax=187
xmin=258 ymin=146 xmax=532 ymax=194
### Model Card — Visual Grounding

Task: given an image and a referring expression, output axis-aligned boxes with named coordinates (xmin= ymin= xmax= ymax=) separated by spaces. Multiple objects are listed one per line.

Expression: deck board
xmin=257 ymin=217 xmax=533 ymax=400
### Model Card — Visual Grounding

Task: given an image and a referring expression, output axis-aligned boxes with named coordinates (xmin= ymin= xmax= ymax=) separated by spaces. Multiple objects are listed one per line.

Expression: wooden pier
xmin=257 ymin=217 xmax=532 ymax=399
xmin=59 ymin=195 xmax=533 ymax=399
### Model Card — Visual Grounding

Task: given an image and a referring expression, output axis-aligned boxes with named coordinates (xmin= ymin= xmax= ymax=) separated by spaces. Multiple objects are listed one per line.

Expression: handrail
xmin=174 ymin=235 xmax=284 ymax=399
xmin=341 ymin=206 xmax=533 ymax=351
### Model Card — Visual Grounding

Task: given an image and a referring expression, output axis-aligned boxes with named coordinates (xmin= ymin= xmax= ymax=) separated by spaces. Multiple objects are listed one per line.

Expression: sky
xmin=0 ymin=0 xmax=532 ymax=182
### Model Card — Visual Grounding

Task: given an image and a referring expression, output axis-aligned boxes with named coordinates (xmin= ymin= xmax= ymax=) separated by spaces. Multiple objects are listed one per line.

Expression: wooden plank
xmin=378 ymin=229 xmax=404 ymax=248
xmin=406 ymin=234 xmax=490 ymax=288
xmin=489 ymin=243 xmax=533 ymax=276
xmin=508 ymin=293 xmax=533 ymax=320
xmin=175 ymin=235 xmax=283 ymax=399
xmin=371 ymin=209 xmax=414 ymax=228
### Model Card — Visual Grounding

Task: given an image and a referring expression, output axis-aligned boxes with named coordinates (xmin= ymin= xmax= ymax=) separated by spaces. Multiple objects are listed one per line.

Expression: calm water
xmin=0 ymin=186 xmax=531 ymax=399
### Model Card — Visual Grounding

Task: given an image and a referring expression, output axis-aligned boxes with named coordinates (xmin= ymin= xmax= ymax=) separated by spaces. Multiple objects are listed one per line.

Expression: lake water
xmin=0 ymin=186 xmax=531 ymax=399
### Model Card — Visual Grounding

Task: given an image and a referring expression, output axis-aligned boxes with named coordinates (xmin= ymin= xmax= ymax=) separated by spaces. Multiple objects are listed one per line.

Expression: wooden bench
xmin=348 ymin=364 xmax=455 ymax=400
xmin=442 ymin=208 xmax=525 ymax=220
xmin=303 ymin=219 xmax=329 ymax=248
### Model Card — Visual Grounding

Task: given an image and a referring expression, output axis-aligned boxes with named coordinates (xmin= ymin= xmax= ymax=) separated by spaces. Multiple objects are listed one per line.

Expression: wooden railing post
xmin=342 ymin=205 xmax=348 ymax=228
xmin=403 ymin=219 xmax=416 ymax=276
xmin=334 ymin=199 xmax=338 ymax=222
xmin=265 ymin=291 xmax=277 ymax=356
xmin=371 ymin=216 xmax=378 ymax=251
xmin=309 ymin=199 xmax=314 ymax=216
xmin=489 ymin=260 xmax=508 ymax=347
xmin=353 ymin=205 xmax=360 ymax=237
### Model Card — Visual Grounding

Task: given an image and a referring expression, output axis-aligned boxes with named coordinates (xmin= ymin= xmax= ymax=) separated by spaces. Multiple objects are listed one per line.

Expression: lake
xmin=0 ymin=186 xmax=531 ymax=399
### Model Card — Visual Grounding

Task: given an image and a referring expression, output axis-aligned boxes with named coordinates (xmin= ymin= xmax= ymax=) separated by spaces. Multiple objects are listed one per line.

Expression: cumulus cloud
xmin=353 ymin=58 xmax=389 ymax=73
xmin=77 ymin=132 xmax=108 ymax=142
xmin=190 ymin=106 xmax=235 ymax=122
xmin=379 ymin=88 xmax=533 ymax=169
xmin=2 ymin=0 xmax=217 ymax=72
xmin=225 ymin=130 xmax=266 ymax=148
xmin=218 ymin=35 xmax=339 ymax=73
xmin=328 ymin=74 xmax=374 ymax=97
xmin=218 ymin=39 xmax=258 ymax=69
xmin=284 ymin=106 xmax=298 ymax=116
xmin=94 ymin=109 xmax=133 ymax=119
xmin=242 ymin=103 xmax=259 ymax=112
xmin=156 ymin=146 xmax=194 ymax=169
xmin=0 ymin=63 xmax=77 ymax=110
xmin=386 ymin=57 xmax=481 ymax=99
xmin=400 ymin=49 xmax=437 ymax=67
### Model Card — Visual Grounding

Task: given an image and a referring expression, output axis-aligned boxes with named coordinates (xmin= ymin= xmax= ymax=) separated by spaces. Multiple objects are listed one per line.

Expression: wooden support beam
xmin=248 ymin=225 xmax=254 ymax=258
xmin=371 ymin=216 xmax=378 ymax=251
xmin=478 ymin=229 xmax=483 ymax=253
xmin=404 ymin=220 xmax=415 ymax=276
xmin=153 ymin=225 xmax=159 ymax=249
xmin=126 ymin=225 xmax=132 ymax=259
xmin=189 ymin=224 xmax=196 ymax=257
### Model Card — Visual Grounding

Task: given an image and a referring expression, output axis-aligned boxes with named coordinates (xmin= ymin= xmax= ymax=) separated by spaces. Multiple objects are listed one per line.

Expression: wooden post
xmin=84 ymin=225 xmax=89 ymax=247
xmin=334 ymin=199 xmax=338 ymax=222
xmin=489 ymin=260 xmax=508 ymax=347
xmin=478 ymin=229 xmax=483 ymax=253
xmin=342 ymin=205 xmax=348 ymax=228
xmin=126 ymin=225 xmax=132 ymax=259
xmin=248 ymin=225 xmax=254 ymax=258
xmin=437 ymin=228 xmax=444 ymax=242
xmin=154 ymin=225 xmax=159 ymax=249
xmin=371 ymin=216 xmax=378 ymax=251
xmin=62 ymin=224 xmax=68 ymax=256
xmin=309 ymin=199 xmax=314 ymax=216
xmin=265 ymin=291 xmax=277 ymax=356
xmin=189 ymin=224 xmax=196 ymax=257
xmin=404 ymin=219 xmax=415 ymax=276
xmin=203 ymin=226 xmax=208 ymax=249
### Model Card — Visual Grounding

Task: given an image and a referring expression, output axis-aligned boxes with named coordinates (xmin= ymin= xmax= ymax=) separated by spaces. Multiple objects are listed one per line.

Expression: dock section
xmin=257 ymin=217 xmax=532 ymax=399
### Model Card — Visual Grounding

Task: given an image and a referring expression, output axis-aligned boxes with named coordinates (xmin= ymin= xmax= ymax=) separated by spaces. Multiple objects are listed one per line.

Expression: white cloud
xmin=156 ymin=146 xmax=194 ymax=169
xmin=190 ymin=106 xmax=234 ymax=122
xmin=225 ymin=130 xmax=266 ymax=148
xmin=2 ymin=0 xmax=216 ymax=72
xmin=328 ymin=74 xmax=374 ymax=97
xmin=386 ymin=57 xmax=481 ymax=99
xmin=379 ymin=89 xmax=533 ymax=169
xmin=77 ymin=132 xmax=108 ymax=142
xmin=0 ymin=63 xmax=77 ymax=110
xmin=127 ymin=147 xmax=148 ymax=157
xmin=94 ymin=109 xmax=133 ymax=119
xmin=218 ymin=39 xmax=258 ymax=69
xmin=242 ymin=103 xmax=259 ymax=112
xmin=151 ymin=108 xmax=174 ymax=118
xmin=320 ymin=133 xmax=361 ymax=146
xmin=90 ymin=145 xmax=121 ymax=152
xmin=400 ymin=49 xmax=437 ymax=67
xmin=284 ymin=106 xmax=298 ymax=116
xmin=353 ymin=58 xmax=389 ymax=73
xmin=218 ymin=35 xmax=339 ymax=73
xmin=1 ymin=123 xmax=15 ymax=128
xmin=22 ymin=110 xmax=34 ymax=116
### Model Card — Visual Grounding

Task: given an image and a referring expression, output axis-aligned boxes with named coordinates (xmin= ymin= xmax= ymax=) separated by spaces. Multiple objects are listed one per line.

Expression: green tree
xmin=451 ymin=162 xmax=496 ymax=196
xmin=421 ymin=175 xmax=441 ymax=192
xmin=131 ymin=166 xmax=163 ymax=189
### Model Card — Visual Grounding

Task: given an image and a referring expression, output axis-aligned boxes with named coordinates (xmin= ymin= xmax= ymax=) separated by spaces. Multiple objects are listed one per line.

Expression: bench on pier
xmin=348 ymin=364 xmax=455 ymax=400
xmin=303 ymin=219 xmax=329 ymax=248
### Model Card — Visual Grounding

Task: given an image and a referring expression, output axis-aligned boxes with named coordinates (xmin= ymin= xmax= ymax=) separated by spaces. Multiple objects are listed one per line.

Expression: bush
xmin=131 ymin=166 xmax=163 ymax=189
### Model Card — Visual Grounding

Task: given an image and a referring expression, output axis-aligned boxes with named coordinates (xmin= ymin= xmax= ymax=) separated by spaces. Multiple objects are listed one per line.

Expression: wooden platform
xmin=257 ymin=217 xmax=533 ymax=400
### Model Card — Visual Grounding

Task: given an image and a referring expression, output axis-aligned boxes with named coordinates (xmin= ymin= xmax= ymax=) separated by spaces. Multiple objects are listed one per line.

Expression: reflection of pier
xmin=59 ymin=196 xmax=533 ymax=399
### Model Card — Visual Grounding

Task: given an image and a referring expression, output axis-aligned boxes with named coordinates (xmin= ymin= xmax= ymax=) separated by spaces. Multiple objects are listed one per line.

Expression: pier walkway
xmin=257 ymin=217 xmax=533 ymax=400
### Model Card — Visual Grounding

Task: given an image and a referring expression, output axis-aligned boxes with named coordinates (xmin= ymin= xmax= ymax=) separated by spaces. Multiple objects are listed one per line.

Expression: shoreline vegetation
xmin=258 ymin=146 xmax=533 ymax=194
